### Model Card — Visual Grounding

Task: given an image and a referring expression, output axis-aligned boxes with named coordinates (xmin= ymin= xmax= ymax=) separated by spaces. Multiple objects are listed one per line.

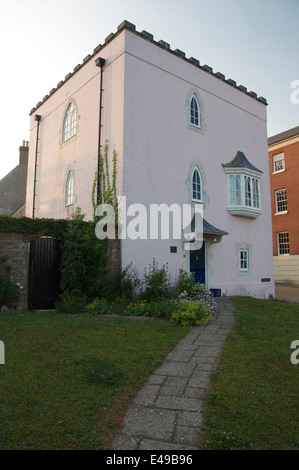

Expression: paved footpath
xmin=111 ymin=297 xmax=235 ymax=451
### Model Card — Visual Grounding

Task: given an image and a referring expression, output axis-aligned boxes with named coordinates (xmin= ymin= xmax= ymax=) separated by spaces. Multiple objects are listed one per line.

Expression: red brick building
xmin=268 ymin=126 xmax=299 ymax=284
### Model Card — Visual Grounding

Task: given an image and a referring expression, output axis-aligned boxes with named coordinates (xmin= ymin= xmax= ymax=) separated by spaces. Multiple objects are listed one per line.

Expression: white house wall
xmin=121 ymin=30 xmax=274 ymax=298
xmin=26 ymin=32 xmax=126 ymax=220
xmin=25 ymin=25 xmax=275 ymax=298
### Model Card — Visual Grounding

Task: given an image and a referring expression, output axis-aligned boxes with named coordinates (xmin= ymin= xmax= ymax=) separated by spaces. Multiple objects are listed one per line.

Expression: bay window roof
xmin=222 ymin=150 xmax=263 ymax=174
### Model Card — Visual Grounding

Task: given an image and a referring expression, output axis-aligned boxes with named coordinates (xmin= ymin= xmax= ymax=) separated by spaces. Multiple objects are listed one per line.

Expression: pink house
xmin=26 ymin=20 xmax=274 ymax=298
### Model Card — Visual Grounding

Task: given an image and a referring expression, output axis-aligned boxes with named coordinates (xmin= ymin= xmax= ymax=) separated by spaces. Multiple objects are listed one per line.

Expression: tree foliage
xmin=59 ymin=208 xmax=108 ymax=301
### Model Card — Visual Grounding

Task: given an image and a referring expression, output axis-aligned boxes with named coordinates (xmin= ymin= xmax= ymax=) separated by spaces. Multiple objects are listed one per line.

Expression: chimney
xmin=19 ymin=140 xmax=29 ymax=165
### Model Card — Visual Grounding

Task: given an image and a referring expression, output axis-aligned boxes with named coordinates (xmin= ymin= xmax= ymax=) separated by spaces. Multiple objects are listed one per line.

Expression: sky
xmin=0 ymin=0 xmax=298 ymax=180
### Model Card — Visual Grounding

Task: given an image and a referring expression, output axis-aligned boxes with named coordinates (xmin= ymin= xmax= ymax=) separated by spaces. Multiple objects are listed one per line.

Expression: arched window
xmin=192 ymin=168 xmax=202 ymax=202
xmin=62 ymin=104 xmax=76 ymax=142
xmin=190 ymin=96 xmax=200 ymax=127
xmin=65 ymin=171 xmax=74 ymax=206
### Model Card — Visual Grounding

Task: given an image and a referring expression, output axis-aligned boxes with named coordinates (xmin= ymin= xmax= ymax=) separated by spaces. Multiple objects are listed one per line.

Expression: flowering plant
xmin=178 ymin=283 xmax=217 ymax=317
xmin=170 ymin=283 xmax=217 ymax=326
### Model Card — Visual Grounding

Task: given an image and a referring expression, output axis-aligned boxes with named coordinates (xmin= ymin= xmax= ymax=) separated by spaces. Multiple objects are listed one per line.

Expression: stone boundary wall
xmin=0 ymin=232 xmax=120 ymax=310
xmin=0 ymin=232 xmax=31 ymax=309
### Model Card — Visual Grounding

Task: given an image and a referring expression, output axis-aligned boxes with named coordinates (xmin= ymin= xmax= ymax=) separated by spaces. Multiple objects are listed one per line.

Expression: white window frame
xmin=191 ymin=168 xmax=202 ymax=202
xmin=225 ymin=169 xmax=261 ymax=218
xmin=229 ymin=174 xmax=242 ymax=206
xmin=239 ymin=249 xmax=249 ymax=271
xmin=277 ymin=232 xmax=289 ymax=256
xmin=273 ymin=153 xmax=285 ymax=173
xmin=62 ymin=104 xmax=76 ymax=142
xmin=275 ymin=189 xmax=287 ymax=214
xmin=190 ymin=95 xmax=201 ymax=128
xmin=65 ymin=171 xmax=74 ymax=206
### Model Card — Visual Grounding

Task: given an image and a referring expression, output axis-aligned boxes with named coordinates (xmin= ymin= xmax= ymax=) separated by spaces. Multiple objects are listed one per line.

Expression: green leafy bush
xmin=174 ymin=269 xmax=196 ymax=296
xmin=179 ymin=283 xmax=217 ymax=317
xmin=55 ymin=290 xmax=87 ymax=314
xmin=0 ymin=257 xmax=19 ymax=308
xmin=101 ymin=263 xmax=141 ymax=301
xmin=142 ymin=259 xmax=171 ymax=300
xmin=85 ymin=298 xmax=112 ymax=315
xmin=170 ymin=300 xmax=211 ymax=326
xmin=0 ymin=214 xmax=69 ymax=238
xmin=124 ymin=299 xmax=175 ymax=319
xmin=59 ymin=208 xmax=108 ymax=301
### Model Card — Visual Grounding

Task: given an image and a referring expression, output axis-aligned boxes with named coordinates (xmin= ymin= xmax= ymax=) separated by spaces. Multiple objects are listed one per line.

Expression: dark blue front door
xmin=190 ymin=242 xmax=205 ymax=284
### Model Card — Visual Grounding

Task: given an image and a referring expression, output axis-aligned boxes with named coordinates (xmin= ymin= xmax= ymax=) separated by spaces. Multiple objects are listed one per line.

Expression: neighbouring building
xmin=25 ymin=20 xmax=275 ymax=298
xmin=268 ymin=126 xmax=299 ymax=285
xmin=0 ymin=141 xmax=29 ymax=217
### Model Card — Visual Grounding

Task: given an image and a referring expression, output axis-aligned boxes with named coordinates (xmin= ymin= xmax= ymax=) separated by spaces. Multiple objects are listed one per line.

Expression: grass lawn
xmin=200 ymin=297 xmax=299 ymax=450
xmin=0 ymin=311 xmax=190 ymax=450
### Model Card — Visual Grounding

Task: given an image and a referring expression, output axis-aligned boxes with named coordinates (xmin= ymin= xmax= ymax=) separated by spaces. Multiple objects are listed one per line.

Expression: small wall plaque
xmin=261 ymin=278 xmax=271 ymax=283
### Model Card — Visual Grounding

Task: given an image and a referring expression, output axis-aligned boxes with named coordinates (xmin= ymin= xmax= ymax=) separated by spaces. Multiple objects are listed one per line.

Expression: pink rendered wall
xmin=26 ymin=32 xmax=126 ymax=221
xmin=121 ymin=30 xmax=274 ymax=298
xmin=25 ymin=26 xmax=274 ymax=298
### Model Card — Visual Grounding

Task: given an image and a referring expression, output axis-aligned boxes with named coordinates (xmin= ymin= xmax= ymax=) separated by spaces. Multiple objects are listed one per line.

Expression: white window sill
xmin=192 ymin=198 xmax=203 ymax=204
xmin=227 ymin=206 xmax=261 ymax=219
xmin=190 ymin=122 xmax=201 ymax=129
xmin=62 ymin=133 xmax=76 ymax=144
xmin=275 ymin=210 xmax=288 ymax=216
xmin=272 ymin=169 xmax=285 ymax=175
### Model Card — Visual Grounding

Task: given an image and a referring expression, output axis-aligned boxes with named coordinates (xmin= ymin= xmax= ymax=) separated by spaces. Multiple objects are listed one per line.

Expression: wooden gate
xmin=28 ymin=237 xmax=61 ymax=310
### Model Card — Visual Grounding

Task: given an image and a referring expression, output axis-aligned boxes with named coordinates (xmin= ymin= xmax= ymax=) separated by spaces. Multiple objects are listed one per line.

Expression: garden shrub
xmin=174 ymin=269 xmax=196 ymax=296
xmin=101 ymin=263 xmax=141 ymax=301
xmin=0 ymin=257 xmax=19 ymax=308
xmin=59 ymin=208 xmax=108 ymax=301
xmin=55 ymin=290 xmax=87 ymax=314
xmin=170 ymin=300 xmax=211 ymax=326
xmin=124 ymin=299 xmax=175 ymax=319
xmin=179 ymin=283 xmax=217 ymax=317
xmin=142 ymin=259 xmax=171 ymax=300
xmin=84 ymin=298 xmax=112 ymax=315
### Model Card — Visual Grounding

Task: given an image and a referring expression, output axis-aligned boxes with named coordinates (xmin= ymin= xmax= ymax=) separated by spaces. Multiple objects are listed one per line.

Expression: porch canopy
xmin=183 ymin=214 xmax=228 ymax=244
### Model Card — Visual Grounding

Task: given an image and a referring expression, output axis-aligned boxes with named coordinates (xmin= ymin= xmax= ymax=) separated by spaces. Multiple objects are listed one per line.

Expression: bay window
xmin=223 ymin=151 xmax=262 ymax=218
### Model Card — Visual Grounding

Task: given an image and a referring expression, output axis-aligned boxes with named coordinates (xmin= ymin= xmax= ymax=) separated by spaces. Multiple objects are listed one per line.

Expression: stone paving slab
xmin=110 ymin=297 xmax=235 ymax=450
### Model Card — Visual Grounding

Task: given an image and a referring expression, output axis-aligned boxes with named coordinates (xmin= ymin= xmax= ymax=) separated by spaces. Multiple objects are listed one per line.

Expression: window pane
xmin=245 ymin=176 xmax=252 ymax=207
xmin=275 ymin=189 xmax=287 ymax=213
xmin=192 ymin=169 xmax=201 ymax=201
xmin=63 ymin=104 xmax=76 ymax=142
xmin=240 ymin=249 xmax=249 ymax=271
xmin=278 ymin=232 xmax=289 ymax=255
xmin=252 ymin=179 xmax=260 ymax=208
xmin=190 ymin=96 xmax=200 ymax=127
xmin=229 ymin=175 xmax=241 ymax=205
xmin=273 ymin=153 xmax=285 ymax=172
xmin=66 ymin=172 xmax=74 ymax=205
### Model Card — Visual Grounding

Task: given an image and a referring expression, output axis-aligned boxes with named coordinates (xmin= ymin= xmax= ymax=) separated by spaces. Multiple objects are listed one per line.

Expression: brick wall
xmin=0 ymin=232 xmax=31 ymax=308
xmin=0 ymin=231 xmax=120 ymax=309
xmin=269 ymin=141 xmax=299 ymax=256
xmin=107 ymin=236 xmax=121 ymax=278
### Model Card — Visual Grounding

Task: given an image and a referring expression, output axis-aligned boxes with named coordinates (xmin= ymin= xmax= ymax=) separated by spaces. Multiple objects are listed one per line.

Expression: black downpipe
xmin=32 ymin=114 xmax=41 ymax=218
xmin=95 ymin=57 xmax=106 ymax=206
